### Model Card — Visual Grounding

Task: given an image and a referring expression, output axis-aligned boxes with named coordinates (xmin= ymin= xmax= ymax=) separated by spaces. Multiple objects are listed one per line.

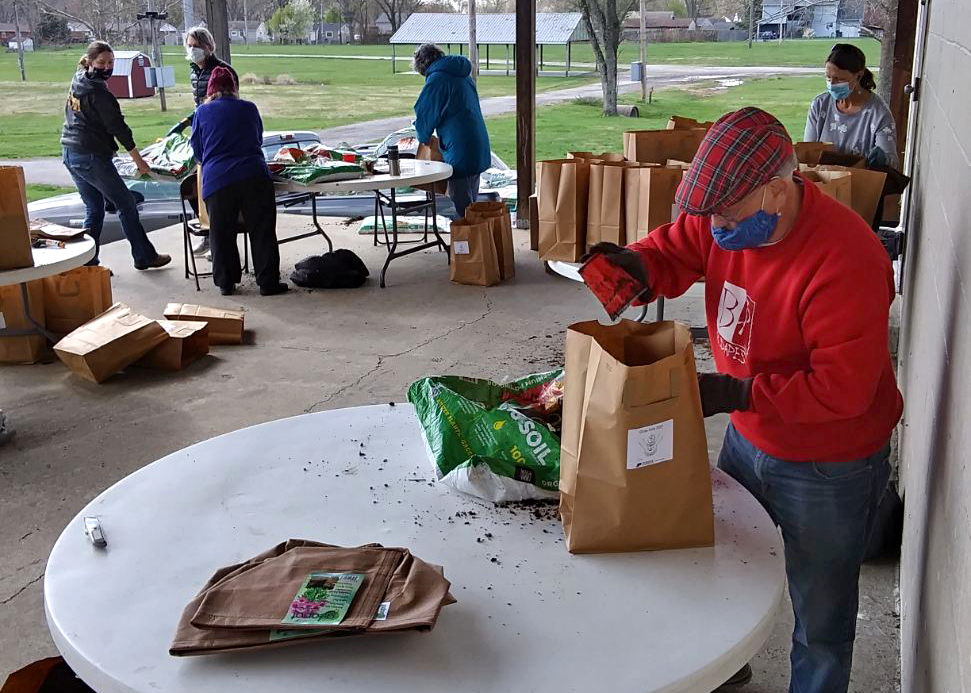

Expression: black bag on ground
xmin=290 ymin=249 xmax=369 ymax=288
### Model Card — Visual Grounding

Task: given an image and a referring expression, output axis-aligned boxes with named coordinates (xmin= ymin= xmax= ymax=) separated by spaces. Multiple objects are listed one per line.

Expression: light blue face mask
xmin=827 ymin=80 xmax=851 ymax=100
xmin=711 ymin=188 xmax=781 ymax=251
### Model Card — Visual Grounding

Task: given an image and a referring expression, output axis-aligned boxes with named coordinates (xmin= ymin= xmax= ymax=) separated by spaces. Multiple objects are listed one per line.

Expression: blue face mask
xmin=827 ymin=80 xmax=851 ymax=100
xmin=711 ymin=189 xmax=780 ymax=251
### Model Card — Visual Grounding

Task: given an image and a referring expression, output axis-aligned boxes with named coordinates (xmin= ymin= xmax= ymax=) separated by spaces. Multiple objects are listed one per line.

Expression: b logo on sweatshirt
xmin=716 ymin=282 xmax=755 ymax=363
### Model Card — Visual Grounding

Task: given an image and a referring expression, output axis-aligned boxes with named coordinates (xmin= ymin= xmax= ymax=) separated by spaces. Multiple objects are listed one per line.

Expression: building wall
xmin=898 ymin=0 xmax=971 ymax=690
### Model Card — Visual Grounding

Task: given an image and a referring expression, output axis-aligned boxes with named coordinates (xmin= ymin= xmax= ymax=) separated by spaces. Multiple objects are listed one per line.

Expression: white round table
xmin=0 ymin=236 xmax=95 ymax=342
xmin=46 ymin=404 xmax=784 ymax=693
xmin=275 ymin=161 xmax=454 ymax=287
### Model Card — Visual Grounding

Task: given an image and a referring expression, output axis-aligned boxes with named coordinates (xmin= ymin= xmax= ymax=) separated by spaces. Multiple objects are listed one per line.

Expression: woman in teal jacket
xmin=413 ymin=44 xmax=491 ymax=217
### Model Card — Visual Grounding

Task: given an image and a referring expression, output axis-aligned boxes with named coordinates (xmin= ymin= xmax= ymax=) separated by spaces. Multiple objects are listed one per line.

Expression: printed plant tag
xmin=627 ymin=420 xmax=674 ymax=469
xmin=454 ymin=240 xmax=471 ymax=255
xmin=281 ymin=572 xmax=365 ymax=626
xmin=375 ymin=601 xmax=391 ymax=621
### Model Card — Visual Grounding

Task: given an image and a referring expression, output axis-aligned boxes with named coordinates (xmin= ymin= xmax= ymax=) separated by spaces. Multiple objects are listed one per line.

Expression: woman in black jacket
xmin=60 ymin=41 xmax=170 ymax=270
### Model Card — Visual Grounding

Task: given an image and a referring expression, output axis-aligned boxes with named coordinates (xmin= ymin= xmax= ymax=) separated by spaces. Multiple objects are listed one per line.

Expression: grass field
xmin=485 ymin=75 xmax=822 ymax=163
xmin=26 ymin=184 xmax=74 ymax=202
xmin=0 ymin=38 xmax=868 ymax=160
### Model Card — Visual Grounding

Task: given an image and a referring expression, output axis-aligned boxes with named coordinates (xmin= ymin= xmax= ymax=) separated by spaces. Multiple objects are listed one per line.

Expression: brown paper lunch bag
xmin=802 ymin=170 xmax=853 ymax=210
xmin=586 ymin=161 xmax=633 ymax=249
xmin=537 ymin=158 xmax=591 ymax=262
xmin=0 ymin=280 xmax=46 ymax=364
xmin=559 ymin=320 xmax=715 ymax=554
xmin=136 ymin=320 xmax=210 ymax=371
xmin=625 ymin=165 xmax=684 ymax=242
xmin=465 ymin=200 xmax=515 ymax=280
xmin=170 ymin=539 xmax=455 ymax=656
xmin=449 ymin=218 xmax=501 ymax=286
xmin=0 ymin=166 xmax=34 ymax=271
xmin=53 ymin=303 xmax=167 ymax=383
xmin=42 ymin=266 xmax=113 ymax=336
xmin=801 ymin=165 xmax=887 ymax=226
xmin=623 ymin=129 xmax=706 ymax=166
xmin=163 ymin=303 xmax=244 ymax=345
xmin=666 ymin=115 xmax=715 ymax=131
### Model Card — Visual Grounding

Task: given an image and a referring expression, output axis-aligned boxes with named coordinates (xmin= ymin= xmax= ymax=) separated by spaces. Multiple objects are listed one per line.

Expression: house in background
xmin=159 ymin=22 xmax=180 ymax=45
xmin=622 ymin=12 xmax=695 ymax=41
xmin=255 ymin=22 xmax=272 ymax=43
xmin=373 ymin=12 xmax=394 ymax=36
xmin=229 ymin=20 xmax=260 ymax=43
xmin=759 ymin=1 xmax=861 ymax=38
xmin=0 ymin=24 xmax=31 ymax=43
xmin=67 ymin=22 xmax=93 ymax=43
xmin=312 ymin=22 xmax=347 ymax=44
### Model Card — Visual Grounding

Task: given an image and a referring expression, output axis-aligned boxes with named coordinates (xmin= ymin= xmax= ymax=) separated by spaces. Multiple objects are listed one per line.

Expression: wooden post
xmin=639 ymin=0 xmax=647 ymax=100
xmin=566 ymin=41 xmax=571 ymax=78
xmin=889 ymin=0 xmax=918 ymax=164
xmin=515 ymin=0 xmax=536 ymax=229
xmin=539 ymin=44 xmax=544 ymax=73
xmin=506 ymin=43 xmax=510 ymax=76
xmin=486 ymin=44 xmax=490 ymax=71
xmin=205 ymin=0 xmax=232 ymax=64
xmin=392 ymin=43 xmax=396 ymax=74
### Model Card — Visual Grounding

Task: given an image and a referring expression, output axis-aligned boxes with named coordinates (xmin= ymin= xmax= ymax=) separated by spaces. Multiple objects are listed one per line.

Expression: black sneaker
xmin=715 ymin=664 xmax=753 ymax=690
xmin=260 ymin=282 xmax=289 ymax=296
xmin=135 ymin=253 xmax=172 ymax=271
xmin=220 ymin=284 xmax=235 ymax=296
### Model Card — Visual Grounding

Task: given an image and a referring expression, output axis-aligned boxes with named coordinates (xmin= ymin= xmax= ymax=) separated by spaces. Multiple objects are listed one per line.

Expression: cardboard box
xmin=0 ymin=166 xmax=34 ymax=271
xmin=163 ymin=303 xmax=244 ymax=345
xmin=0 ymin=280 xmax=46 ymax=364
xmin=137 ymin=320 xmax=209 ymax=370
xmin=54 ymin=303 xmax=168 ymax=383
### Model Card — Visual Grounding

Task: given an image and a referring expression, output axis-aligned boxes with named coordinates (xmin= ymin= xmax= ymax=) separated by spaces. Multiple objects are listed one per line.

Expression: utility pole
xmin=639 ymin=0 xmax=646 ymax=101
xmin=139 ymin=0 xmax=168 ymax=111
xmin=13 ymin=0 xmax=26 ymax=82
xmin=205 ymin=0 xmax=232 ymax=62
xmin=182 ymin=0 xmax=194 ymax=30
xmin=748 ymin=0 xmax=754 ymax=49
xmin=243 ymin=0 xmax=249 ymax=43
xmin=468 ymin=0 xmax=478 ymax=81
xmin=319 ymin=0 xmax=324 ymax=44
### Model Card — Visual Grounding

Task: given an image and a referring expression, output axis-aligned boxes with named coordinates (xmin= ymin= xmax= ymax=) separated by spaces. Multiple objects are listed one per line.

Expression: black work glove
xmin=581 ymin=241 xmax=650 ymax=290
xmin=166 ymin=116 xmax=193 ymax=137
xmin=697 ymin=373 xmax=754 ymax=418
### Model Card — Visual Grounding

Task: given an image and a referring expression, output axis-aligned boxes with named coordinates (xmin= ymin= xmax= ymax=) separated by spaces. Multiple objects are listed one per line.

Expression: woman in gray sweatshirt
xmin=804 ymin=43 xmax=899 ymax=169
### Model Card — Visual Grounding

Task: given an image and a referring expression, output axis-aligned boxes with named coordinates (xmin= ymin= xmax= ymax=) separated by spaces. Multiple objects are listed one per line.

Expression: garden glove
xmin=866 ymin=146 xmax=889 ymax=168
xmin=697 ymin=373 xmax=753 ymax=418
xmin=581 ymin=242 xmax=650 ymax=290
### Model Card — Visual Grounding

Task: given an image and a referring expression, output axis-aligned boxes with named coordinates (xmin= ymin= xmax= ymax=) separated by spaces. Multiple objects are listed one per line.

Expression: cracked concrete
xmin=0 ymin=215 xmax=897 ymax=690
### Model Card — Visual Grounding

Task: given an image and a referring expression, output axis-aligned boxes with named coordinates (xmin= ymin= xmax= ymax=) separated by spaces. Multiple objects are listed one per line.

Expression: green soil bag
xmin=407 ymin=370 xmax=564 ymax=502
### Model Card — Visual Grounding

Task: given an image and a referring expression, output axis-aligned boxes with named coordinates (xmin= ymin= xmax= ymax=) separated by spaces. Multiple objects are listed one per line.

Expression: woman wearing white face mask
xmin=167 ymin=27 xmax=239 ymax=136
xmin=804 ymin=43 xmax=898 ymax=169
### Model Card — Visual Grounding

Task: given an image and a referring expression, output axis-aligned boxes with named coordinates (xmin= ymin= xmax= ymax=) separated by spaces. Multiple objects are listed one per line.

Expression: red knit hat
xmin=206 ymin=66 xmax=236 ymax=97
xmin=675 ymin=107 xmax=794 ymax=216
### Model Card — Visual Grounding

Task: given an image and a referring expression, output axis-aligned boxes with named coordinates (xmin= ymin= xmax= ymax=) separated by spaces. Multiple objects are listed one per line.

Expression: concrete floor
xmin=0 ymin=215 xmax=899 ymax=691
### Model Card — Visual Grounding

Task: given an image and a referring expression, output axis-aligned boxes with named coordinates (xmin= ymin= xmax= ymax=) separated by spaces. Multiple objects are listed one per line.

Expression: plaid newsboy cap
xmin=675 ymin=107 xmax=795 ymax=216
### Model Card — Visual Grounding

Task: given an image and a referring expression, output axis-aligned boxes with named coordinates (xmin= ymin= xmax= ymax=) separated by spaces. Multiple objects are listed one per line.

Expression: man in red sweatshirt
xmin=587 ymin=107 xmax=902 ymax=693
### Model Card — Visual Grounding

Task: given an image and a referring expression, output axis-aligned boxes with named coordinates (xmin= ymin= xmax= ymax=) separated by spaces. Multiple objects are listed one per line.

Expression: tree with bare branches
xmin=373 ymin=0 xmax=423 ymax=33
xmin=863 ymin=0 xmax=898 ymax=105
xmin=577 ymin=0 xmax=637 ymax=116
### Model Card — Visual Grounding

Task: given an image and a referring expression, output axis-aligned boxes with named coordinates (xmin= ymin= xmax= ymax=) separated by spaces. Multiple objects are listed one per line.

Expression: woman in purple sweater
xmin=190 ymin=67 xmax=286 ymax=296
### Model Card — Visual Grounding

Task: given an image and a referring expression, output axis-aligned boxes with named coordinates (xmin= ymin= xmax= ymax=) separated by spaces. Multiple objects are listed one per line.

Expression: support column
xmin=391 ymin=43 xmax=396 ymax=74
xmin=515 ymin=0 xmax=536 ymax=230
xmin=566 ymin=41 xmax=571 ymax=78
xmin=204 ymin=0 xmax=231 ymax=64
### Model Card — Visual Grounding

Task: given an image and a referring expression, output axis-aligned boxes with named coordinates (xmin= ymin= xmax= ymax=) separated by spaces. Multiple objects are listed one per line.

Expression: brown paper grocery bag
xmin=137 ymin=320 xmax=209 ymax=370
xmin=568 ymin=151 xmax=626 ymax=162
xmin=802 ymin=170 xmax=853 ymax=209
xmin=449 ymin=218 xmax=501 ymax=286
xmin=537 ymin=158 xmax=590 ymax=262
xmin=42 ymin=266 xmax=113 ymax=336
xmin=623 ymin=130 xmax=706 ymax=165
xmin=0 ymin=280 xmax=46 ymax=364
xmin=163 ymin=303 xmax=244 ymax=345
xmin=793 ymin=141 xmax=834 ymax=166
xmin=415 ymin=136 xmax=449 ymax=195
xmin=625 ymin=165 xmax=683 ymax=242
xmin=528 ymin=193 xmax=539 ymax=252
xmin=195 ymin=166 xmax=210 ymax=228
xmin=559 ymin=320 xmax=714 ymax=553
xmin=466 ymin=201 xmax=515 ymax=279
xmin=586 ymin=161 xmax=630 ymax=249
xmin=0 ymin=167 xmax=34 ymax=271
xmin=803 ymin=165 xmax=887 ymax=226
xmin=666 ymin=115 xmax=714 ymax=131
xmin=53 ymin=303 xmax=167 ymax=383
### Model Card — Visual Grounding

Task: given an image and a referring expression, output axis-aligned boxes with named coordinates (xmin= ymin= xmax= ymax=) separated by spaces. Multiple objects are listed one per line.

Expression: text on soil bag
xmin=508 ymin=408 xmax=554 ymax=466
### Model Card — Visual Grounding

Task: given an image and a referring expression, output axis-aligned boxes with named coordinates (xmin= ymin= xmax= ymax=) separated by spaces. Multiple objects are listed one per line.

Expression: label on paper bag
xmin=627 ymin=420 xmax=674 ymax=469
xmin=281 ymin=572 xmax=364 ymax=625
xmin=374 ymin=601 xmax=391 ymax=621
xmin=454 ymin=241 xmax=471 ymax=255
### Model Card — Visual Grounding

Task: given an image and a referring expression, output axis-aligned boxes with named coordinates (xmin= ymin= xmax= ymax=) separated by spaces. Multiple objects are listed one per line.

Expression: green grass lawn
xmin=485 ymin=75 xmax=822 ymax=163
xmin=26 ymin=183 xmax=75 ymax=202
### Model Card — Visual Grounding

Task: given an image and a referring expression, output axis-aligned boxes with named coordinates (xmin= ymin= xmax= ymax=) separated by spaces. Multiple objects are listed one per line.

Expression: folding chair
xmin=179 ymin=173 xmax=250 ymax=291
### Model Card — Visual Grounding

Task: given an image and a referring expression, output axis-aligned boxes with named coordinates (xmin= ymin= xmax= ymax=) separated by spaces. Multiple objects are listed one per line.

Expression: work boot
xmin=135 ymin=254 xmax=172 ymax=271
xmin=715 ymin=664 xmax=753 ymax=690
xmin=192 ymin=235 xmax=211 ymax=256
xmin=259 ymin=282 xmax=289 ymax=296
xmin=0 ymin=410 xmax=15 ymax=447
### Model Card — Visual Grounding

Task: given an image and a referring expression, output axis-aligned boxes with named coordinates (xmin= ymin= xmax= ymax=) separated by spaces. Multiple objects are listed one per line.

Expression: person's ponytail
xmin=860 ymin=68 xmax=877 ymax=92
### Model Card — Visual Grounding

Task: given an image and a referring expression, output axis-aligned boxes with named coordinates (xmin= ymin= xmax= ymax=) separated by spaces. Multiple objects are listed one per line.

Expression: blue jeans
xmin=447 ymin=173 xmax=481 ymax=218
xmin=718 ymin=424 xmax=890 ymax=693
xmin=62 ymin=147 xmax=158 ymax=266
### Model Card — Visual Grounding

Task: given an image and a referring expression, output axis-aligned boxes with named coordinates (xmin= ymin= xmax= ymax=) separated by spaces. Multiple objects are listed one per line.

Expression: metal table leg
xmin=376 ymin=188 xmax=450 ymax=288
xmin=0 ymin=283 xmax=59 ymax=344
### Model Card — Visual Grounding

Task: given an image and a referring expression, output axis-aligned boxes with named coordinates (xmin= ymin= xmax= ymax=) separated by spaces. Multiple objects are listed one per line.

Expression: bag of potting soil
xmin=407 ymin=370 xmax=564 ymax=502
xmin=118 ymin=134 xmax=196 ymax=179
xmin=276 ymin=160 xmax=364 ymax=185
